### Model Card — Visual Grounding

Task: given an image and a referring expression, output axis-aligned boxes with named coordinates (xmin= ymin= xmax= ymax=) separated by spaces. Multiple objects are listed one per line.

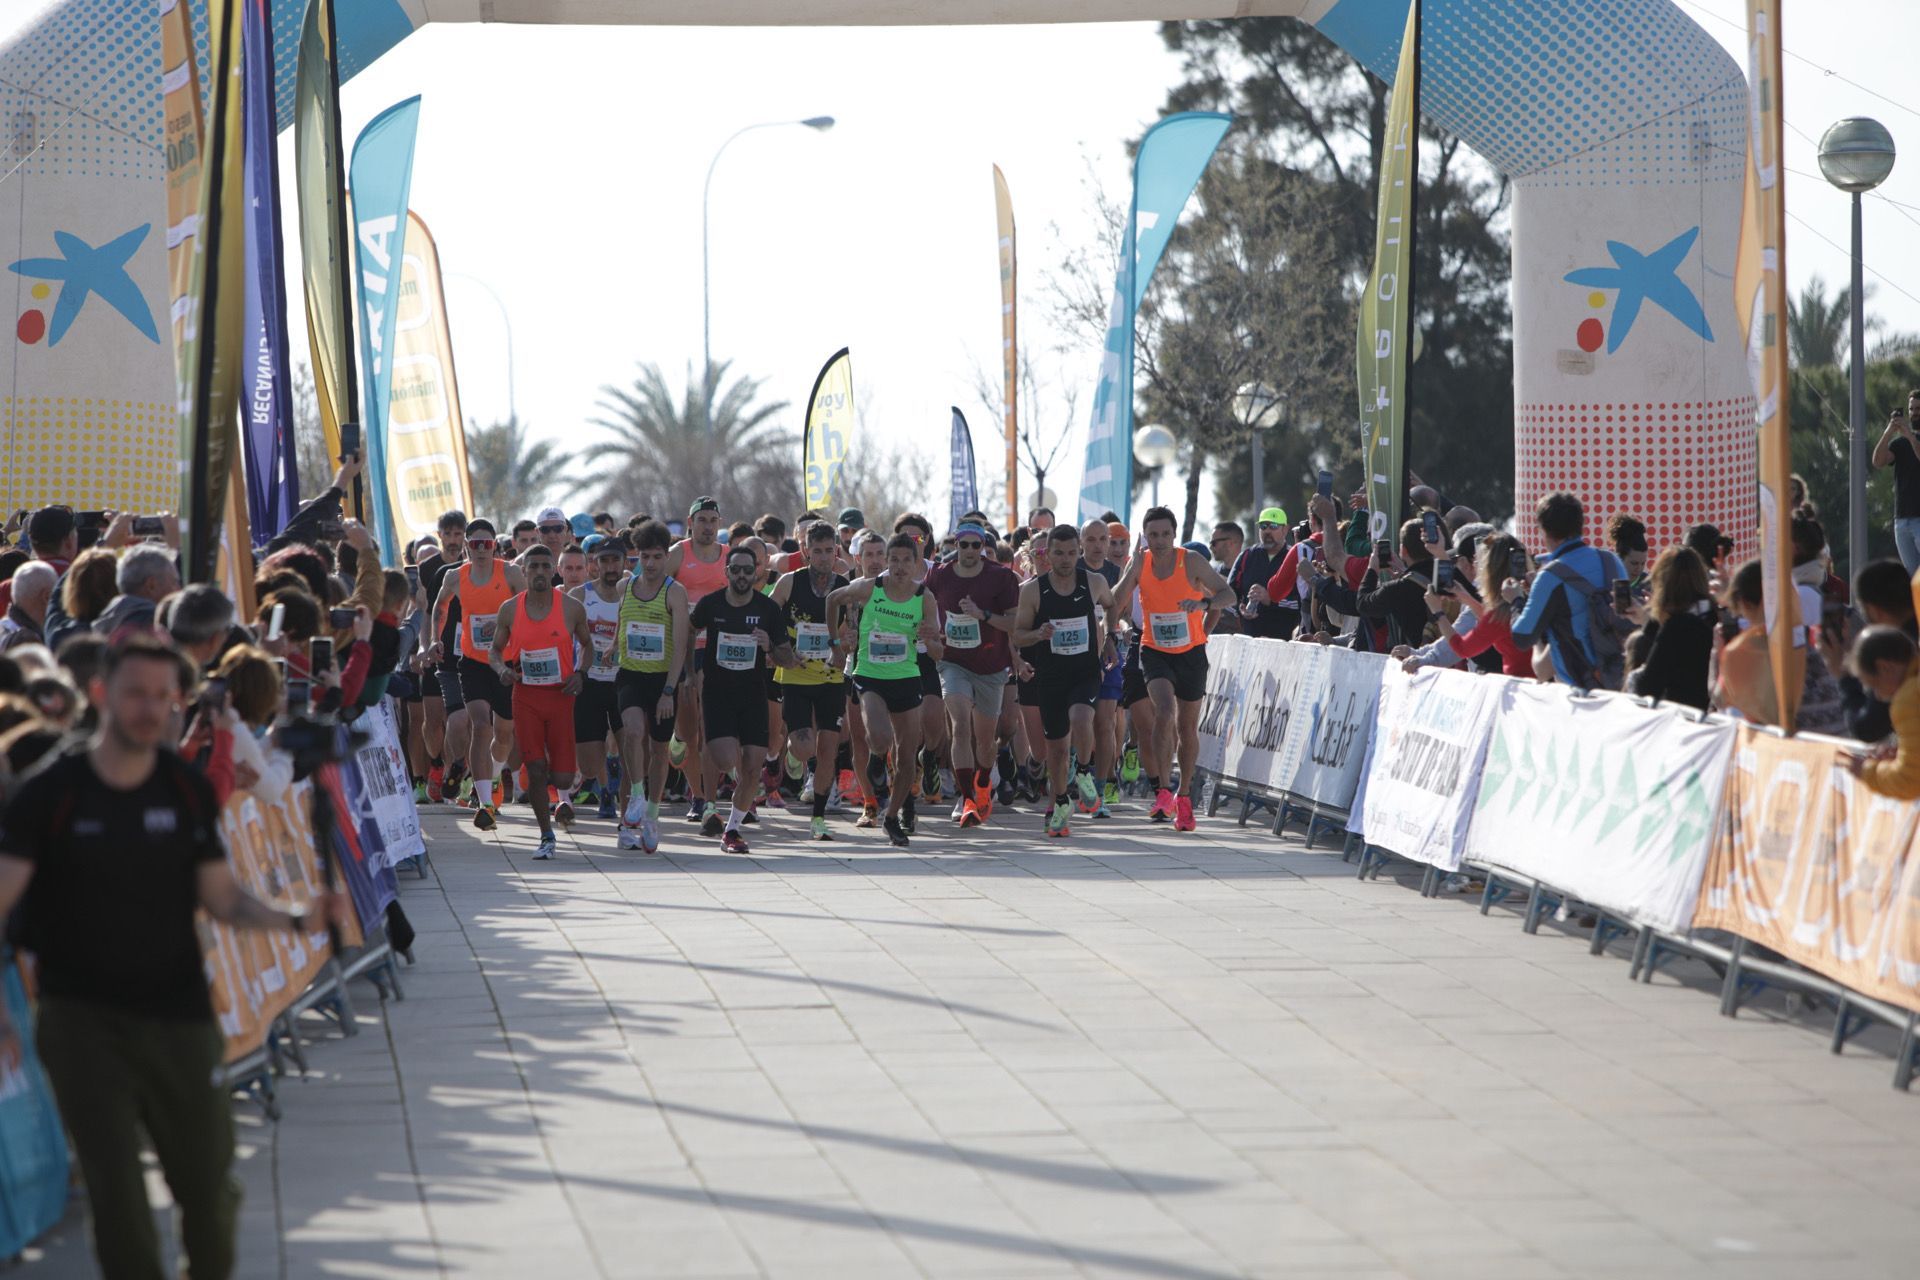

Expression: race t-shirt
xmin=924 ymin=560 xmax=1020 ymax=675
xmin=691 ymin=590 xmax=789 ymax=688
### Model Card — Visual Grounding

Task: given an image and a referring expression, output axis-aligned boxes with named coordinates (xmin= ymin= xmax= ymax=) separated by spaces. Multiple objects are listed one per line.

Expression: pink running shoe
xmin=1174 ymin=795 xmax=1196 ymax=832
xmin=1149 ymin=788 xmax=1176 ymax=823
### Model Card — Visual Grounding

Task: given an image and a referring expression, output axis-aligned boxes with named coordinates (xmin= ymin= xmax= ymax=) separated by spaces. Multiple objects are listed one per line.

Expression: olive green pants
xmin=35 ymin=997 xmax=239 ymax=1280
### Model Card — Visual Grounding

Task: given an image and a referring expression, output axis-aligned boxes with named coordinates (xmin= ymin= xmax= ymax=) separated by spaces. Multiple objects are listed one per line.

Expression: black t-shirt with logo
xmin=1891 ymin=436 xmax=1920 ymax=519
xmin=691 ymin=591 xmax=790 ymax=689
xmin=0 ymin=747 xmax=225 ymax=1020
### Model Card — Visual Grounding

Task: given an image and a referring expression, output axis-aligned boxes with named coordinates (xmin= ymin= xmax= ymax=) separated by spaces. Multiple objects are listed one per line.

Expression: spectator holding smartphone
xmin=92 ymin=544 xmax=181 ymax=639
xmin=1870 ymin=389 xmax=1920 ymax=571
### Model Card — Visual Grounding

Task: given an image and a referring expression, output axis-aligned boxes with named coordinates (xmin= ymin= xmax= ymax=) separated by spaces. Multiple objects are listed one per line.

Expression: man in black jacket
xmin=1314 ymin=518 xmax=1436 ymax=651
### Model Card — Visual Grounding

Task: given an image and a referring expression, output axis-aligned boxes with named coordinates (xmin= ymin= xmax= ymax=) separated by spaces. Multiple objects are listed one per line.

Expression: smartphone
xmin=1297 ymin=542 xmax=1315 ymax=564
xmin=1374 ymin=538 xmax=1392 ymax=567
xmin=1316 ymin=470 xmax=1333 ymax=500
xmin=339 ymin=420 xmax=361 ymax=461
xmin=328 ymin=607 xmax=357 ymax=629
xmin=405 ymin=564 xmax=421 ymax=592
xmin=75 ymin=509 xmax=106 ymax=531
xmin=1421 ymin=510 xmax=1442 ymax=546
xmin=316 ymin=519 xmax=346 ymax=541
xmin=1434 ymin=560 xmax=1454 ymax=592
xmin=130 ymin=515 xmax=165 ymax=537
xmin=1611 ymin=580 xmax=1634 ymax=613
xmin=1509 ymin=548 xmax=1530 ymax=581
xmin=265 ymin=602 xmax=286 ymax=643
xmin=309 ymin=636 xmax=334 ymax=675
xmin=286 ymin=677 xmax=311 ymax=712
xmin=199 ymin=676 xmax=229 ymax=708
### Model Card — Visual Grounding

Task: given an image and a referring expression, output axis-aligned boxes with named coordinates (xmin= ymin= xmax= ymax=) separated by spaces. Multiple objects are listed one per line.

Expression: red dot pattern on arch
xmin=1515 ymin=397 xmax=1757 ymax=561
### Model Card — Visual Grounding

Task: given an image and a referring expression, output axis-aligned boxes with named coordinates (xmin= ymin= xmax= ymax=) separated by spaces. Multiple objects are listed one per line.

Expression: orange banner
xmin=1693 ymin=726 xmax=1920 ymax=1013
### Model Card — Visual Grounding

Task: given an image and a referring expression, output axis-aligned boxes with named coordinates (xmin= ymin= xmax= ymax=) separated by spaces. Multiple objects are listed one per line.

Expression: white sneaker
xmin=624 ymin=791 xmax=646 ymax=827
xmin=950 ymin=796 xmax=967 ymax=821
xmin=641 ymin=811 xmax=661 ymax=854
xmin=617 ymin=824 xmax=640 ymax=851
xmin=533 ymin=838 xmax=557 ymax=861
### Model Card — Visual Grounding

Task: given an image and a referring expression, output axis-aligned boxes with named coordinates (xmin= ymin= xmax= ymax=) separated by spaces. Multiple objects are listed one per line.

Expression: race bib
xmin=867 ymin=629 xmax=910 ymax=665
xmin=1050 ymin=616 xmax=1091 ymax=656
xmin=795 ymin=621 xmax=832 ymax=660
xmin=589 ymin=621 xmax=617 ymax=675
xmin=625 ymin=620 xmax=665 ymax=661
xmin=944 ymin=614 xmax=982 ymax=650
xmin=468 ymin=613 xmax=496 ymax=651
xmin=520 ymin=646 xmax=563 ymax=686
xmin=716 ymin=631 xmax=758 ymax=672
xmin=1150 ymin=611 xmax=1191 ymax=650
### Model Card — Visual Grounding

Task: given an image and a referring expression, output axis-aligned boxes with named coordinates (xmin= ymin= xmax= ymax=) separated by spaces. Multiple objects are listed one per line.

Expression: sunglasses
xmin=1258 ymin=522 xmax=1282 ymax=530
xmin=538 ymin=523 xmax=567 ymax=534
xmin=1210 ymin=536 xmax=1233 ymax=545
xmin=957 ymin=540 xmax=982 ymax=550
xmin=467 ymin=538 xmax=496 ymax=550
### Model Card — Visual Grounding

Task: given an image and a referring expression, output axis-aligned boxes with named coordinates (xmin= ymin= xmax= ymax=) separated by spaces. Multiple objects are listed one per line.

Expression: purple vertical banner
xmin=241 ymin=0 xmax=299 ymax=535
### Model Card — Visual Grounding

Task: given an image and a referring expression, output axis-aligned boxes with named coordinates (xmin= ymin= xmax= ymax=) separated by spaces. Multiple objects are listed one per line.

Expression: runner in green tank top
xmin=612 ymin=521 xmax=690 ymax=853
xmin=828 ymin=533 xmax=945 ymax=848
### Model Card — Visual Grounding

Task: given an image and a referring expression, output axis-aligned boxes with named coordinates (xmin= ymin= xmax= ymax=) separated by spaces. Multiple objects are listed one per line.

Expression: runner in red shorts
xmin=488 ymin=543 xmax=596 ymax=861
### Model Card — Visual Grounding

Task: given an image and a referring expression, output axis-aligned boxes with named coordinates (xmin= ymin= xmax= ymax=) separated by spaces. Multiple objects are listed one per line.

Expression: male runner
xmin=489 ymin=543 xmax=595 ymax=860
xmin=570 ymin=535 xmax=628 ymax=819
xmin=1080 ymin=517 xmax=1126 ymax=815
xmin=1109 ymin=506 xmax=1234 ymax=831
xmin=840 ymin=530 xmax=887 ymax=825
xmin=830 ymin=533 xmax=944 ymax=847
xmin=510 ymin=519 xmax=538 ymax=556
xmin=426 ymin=517 xmax=525 ymax=829
xmin=926 ymin=520 xmax=1020 ymax=826
xmin=614 ymin=521 xmax=689 ymax=852
xmin=535 ymin=507 xmax=572 ymax=558
xmin=893 ymin=512 xmax=950 ymax=802
xmin=769 ymin=522 xmax=850 ymax=840
xmin=691 ymin=544 xmax=797 ymax=852
xmin=556 ymin=545 xmax=590 ymax=593
xmin=417 ymin=513 xmax=467 ymax=803
xmin=1013 ymin=526 xmax=1116 ymax=838
xmin=666 ymin=496 xmax=727 ymax=823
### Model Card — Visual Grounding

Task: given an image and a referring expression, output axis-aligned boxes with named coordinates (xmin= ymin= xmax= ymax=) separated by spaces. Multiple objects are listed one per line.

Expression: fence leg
xmin=1895 ymin=1013 xmax=1918 ymax=1092
xmin=1522 ymin=887 xmax=1550 ymax=935
xmin=1206 ymin=779 xmax=1228 ymax=818
xmin=1718 ymin=937 xmax=1748 ymax=1018
xmin=1341 ymin=832 xmax=1360 ymax=864
xmin=1628 ymin=926 xmax=1653 ymax=981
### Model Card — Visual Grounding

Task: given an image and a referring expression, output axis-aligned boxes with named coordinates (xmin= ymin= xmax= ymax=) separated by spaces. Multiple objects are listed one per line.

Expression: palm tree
xmin=1787 ymin=276 xmax=1850 ymax=369
xmin=464 ymin=416 xmax=579 ymax=524
xmin=590 ymin=360 xmax=799 ymax=520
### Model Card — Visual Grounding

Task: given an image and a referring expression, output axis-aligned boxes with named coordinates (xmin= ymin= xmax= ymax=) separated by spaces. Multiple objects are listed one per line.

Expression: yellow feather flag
xmin=383 ymin=212 xmax=476 ymax=542
xmin=1735 ymin=0 xmax=1802 ymax=728
xmin=803 ymin=348 xmax=854 ymax=514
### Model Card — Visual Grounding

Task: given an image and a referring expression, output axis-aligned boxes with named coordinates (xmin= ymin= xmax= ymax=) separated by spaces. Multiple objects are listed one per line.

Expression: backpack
xmin=1543 ymin=556 xmax=1626 ymax=690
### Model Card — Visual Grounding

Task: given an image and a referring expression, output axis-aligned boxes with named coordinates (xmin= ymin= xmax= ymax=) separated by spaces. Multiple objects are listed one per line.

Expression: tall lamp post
xmin=1817 ymin=117 xmax=1897 ymax=575
xmin=1232 ymin=382 xmax=1284 ymax=520
xmin=1133 ymin=424 xmax=1177 ymax=514
xmin=702 ymin=115 xmax=835 ymax=430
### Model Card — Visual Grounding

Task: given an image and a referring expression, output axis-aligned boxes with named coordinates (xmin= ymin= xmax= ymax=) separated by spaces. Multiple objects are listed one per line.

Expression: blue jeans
xmin=1897 ymin=518 xmax=1920 ymax=573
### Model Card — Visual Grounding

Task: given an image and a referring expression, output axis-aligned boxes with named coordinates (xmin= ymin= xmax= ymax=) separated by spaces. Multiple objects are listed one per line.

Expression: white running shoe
xmin=533 ymin=838 xmax=557 ymax=861
xmin=641 ymin=811 xmax=661 ymax=854
xmin=950 ymin=796 xmax=967 ymax=822
xmin=624 ymin=791 xmax=647 ymax=827
xmin=616 ymin=824 xmax=640 ymax=851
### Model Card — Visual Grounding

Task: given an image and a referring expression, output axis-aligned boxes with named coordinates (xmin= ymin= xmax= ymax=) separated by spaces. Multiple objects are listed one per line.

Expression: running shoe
xmin=900 ymin=796 xmax=918 ymax=835
xmin=837 ymin=768 xmax=858 ymax=800
xmin=721 ymin=829 xmax=749 ymax=854
xmin=701 ymin=811 xmax=725 ymax=838
xmin=716 ymin=777 xmax=736 ymax=802
xmin=1075 ymin=770 xmax=1099 ymax=814
xmin=1121 ymin=746 xmax=1141 ymax=785
xmin=1013 ymin=767 xmax=1038 ymax=804
xmin=575 ymin=784 xmax=599 ymax=810
xmin=883 ymin=813 xmax=910 ymax=847
xmin=616 ymin=824 xmax=640 ymax=851
xmin=974 ymin=776 xmax=994 ymax=822
xmin=786 ymin=751 xmax=807 ymax=783
xmin=741 ymin=806 xmax=759 ymax=825
xmin=597 ymin=790 xmax=617 ymax=821
xmin=762 ymin=788 xmax=786 ymax=810
xmin=950 ymin=795 xmax=968 ymax=822
xmin=1149 ymin=788 xmax=1176 ymax=823
xmin=810 ymin=816 xmax=833 ymax=842
xmin=641 ymin=812 xmax=661 ymax=854
xmin=996 ymin=772 xmax=1015 ymax=808
xmin=426 ymin=765 xmax=445 ymax=804
xmin=1046 ymin=802 xmax=1071 ymax=839
xmin=554 ymin=800 xmax=575 ymax=830
xmin=473 ymin=805 xmax=497 ymax=832
xmin=685 ymin=798 xmax=708 ymax=824
xmin=959 ymin=799 xmax=983 ymax=829
xmin=921 ymin=751 xmax=940 ymax=802
xmin=412 ymin=781 xmax=430 ymax=804
xmin=856 ymin=804 xmax=879 ymax=829
xmin=1103 ymin=781 xmax=1121 ymax=807
xmin=1093 ymin=800 xmax=1112 ymax=820
xmin=1174 ymin=795 xmax=1196 ymax=832
xmin=533 ymin=838 xmax=557 ymax=861
xmin=625 ymin=791 xmax=647 ymax=827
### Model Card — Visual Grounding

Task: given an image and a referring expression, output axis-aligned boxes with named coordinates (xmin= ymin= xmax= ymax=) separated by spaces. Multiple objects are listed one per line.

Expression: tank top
xmin=854 ymin=578 xmax=925 ymax=680
xmin=506 ymin=591 xmax=574 ymax=687
xmin=617 ymin=575 xmax=675 ymax=674
xmin=456 ymin=561 xmax=514 ymax=661
xmin=580 ymin=581 xmax=624 ymax=682
xmin=1139 ymin=548 xmax=1205 ymax=654
xmin=1035 ymin=566 xmax=1100 ymax=680
xmin=777 ymin=569 xmax=848 ymax=687
xmin=675 ymin=541 xmax=727 ymax=603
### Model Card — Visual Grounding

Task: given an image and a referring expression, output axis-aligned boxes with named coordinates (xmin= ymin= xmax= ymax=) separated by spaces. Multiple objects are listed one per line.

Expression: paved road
xmin=19 ymin=793 xmax=1919 ymax=1279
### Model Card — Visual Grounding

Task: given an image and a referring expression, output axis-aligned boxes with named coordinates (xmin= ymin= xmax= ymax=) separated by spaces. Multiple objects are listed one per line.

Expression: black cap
xmin=688 ymin=496 xmax=720 ymax=518
xmin=837 ymin=507 xmax=866 ymax=528
xmin=27 ymin=505 xmax=74 ymax=548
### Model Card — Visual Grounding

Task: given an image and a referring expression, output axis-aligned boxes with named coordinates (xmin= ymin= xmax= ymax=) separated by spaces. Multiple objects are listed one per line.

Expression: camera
xmin=273 ymin=713 xmax=368 ymax=782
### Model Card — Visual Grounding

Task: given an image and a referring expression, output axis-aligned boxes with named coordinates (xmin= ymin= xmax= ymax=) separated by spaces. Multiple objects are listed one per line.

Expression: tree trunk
xmin=1180 ymin=443 xmax=1207 ymax=542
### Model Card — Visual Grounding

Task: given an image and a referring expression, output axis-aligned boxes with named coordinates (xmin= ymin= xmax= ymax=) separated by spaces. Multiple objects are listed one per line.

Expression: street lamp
xmin=1232 ymin=382 xmax=1284 ymax=519
xmin=702 ymin=115 xmax=836 ymax=430
xmin=1133 ymin=423 xmax=1177 ymax=511
xmin=1818 ymin=116 xmax=1897 ymax=575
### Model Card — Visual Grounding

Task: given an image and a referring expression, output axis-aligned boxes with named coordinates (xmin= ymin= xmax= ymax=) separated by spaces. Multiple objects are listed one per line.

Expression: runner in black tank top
xmin=1011 ymin=526 xmax=1115 ymax=838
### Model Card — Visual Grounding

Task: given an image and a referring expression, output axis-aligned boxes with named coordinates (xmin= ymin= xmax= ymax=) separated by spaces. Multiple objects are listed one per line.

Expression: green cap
xmin=1257 ymin=507 xmax=1288 ymax=527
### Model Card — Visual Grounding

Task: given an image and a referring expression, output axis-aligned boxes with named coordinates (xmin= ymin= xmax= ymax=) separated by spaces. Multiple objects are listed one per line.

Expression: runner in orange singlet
xmin=426 ymin=517 xmax=524 ymax=830
xmin=489 ymin=544 xmax=596 ymax=861
xmin=665 ymin=496 xmax=727 ymax=823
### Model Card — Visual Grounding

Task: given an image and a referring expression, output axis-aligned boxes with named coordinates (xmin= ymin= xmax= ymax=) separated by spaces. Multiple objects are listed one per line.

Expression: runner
xmin=556 ymin=545 xmax=589 ymax=592
xmin=830 ymin=533 xmax=944 ymax=847
xmin=925 ymin=519 xmax=1020 ymax=827
xmin=510 ymin=519 xmax=538 ymax=556
xmin=840 ymin=530 xmax=887 ymax=826
xmin=1109 ymin=506 xmax=1234 ymax=831
xmin=894 ymin=512 xmax=950 ymax=805
xmin=1080 ymin=517 xmax=1125 ymax=816
xmin=570 ymin=535 xmax=628 ymax=820
xmin=488 ymin=543 xmax=595 ymax=860
xmin=535 ymin=506 xmax=572 ymax=558
xmin=666 ymin=496 xmax=728 ymax=824
xmin=426 ymin=517 xmax=524 ymax=830
xmin=769 ymin=521 xmax=851 ymax=840
xmin=614 ymin=521 xmax=689 ymax=852
xmin=416 ymin=514 xmax=467 ymax=804
xmin=1012 ymin=526 xmax=1116 ymax=838
xmin=691 ymin=544 xmax=797 ymax=852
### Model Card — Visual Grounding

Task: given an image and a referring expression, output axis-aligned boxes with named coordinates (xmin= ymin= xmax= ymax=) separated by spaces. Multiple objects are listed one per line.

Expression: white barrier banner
xmin=1194 ymin=635 xmax=1246 ymax=777
xmin=1287 ymin=646 xmax=1387 ymax=814
xmin=1354 ymin=666 xmax=1503 ymax=870
xmin=1220 ymin=638 xmax=1317 ymax=794
xmin=1463 ymin=684 xmax=1734 ymax=931
xmin=354 ymin=699 xmax=425 ymax=872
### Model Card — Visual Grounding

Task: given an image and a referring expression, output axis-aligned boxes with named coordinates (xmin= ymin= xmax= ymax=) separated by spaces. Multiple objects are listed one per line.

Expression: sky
xmin=223 ymin=3 xmax=1920 ymax=531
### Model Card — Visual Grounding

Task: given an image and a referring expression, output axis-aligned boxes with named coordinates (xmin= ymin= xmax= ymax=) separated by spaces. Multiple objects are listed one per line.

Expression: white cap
xmin=536 ymin=506 xmax=567 ymax=526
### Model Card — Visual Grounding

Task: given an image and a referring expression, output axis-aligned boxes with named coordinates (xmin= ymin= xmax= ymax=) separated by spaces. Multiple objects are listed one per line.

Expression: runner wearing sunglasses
xmin=925 ymin=521 xmax=1019 ymax=827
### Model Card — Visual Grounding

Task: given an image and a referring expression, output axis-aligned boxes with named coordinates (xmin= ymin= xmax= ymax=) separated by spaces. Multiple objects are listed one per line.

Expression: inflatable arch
xmin=0 ymin=0 xmax=1748 ymax=552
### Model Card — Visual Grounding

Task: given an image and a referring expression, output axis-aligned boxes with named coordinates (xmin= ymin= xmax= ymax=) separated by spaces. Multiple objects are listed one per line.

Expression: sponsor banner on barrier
xmin=1289 ymin=646 xmax=1386 ymax=814
xmin=1354 ymin=666 xmax=1502 ymax=870
xmin=202 ymin=781 xmax=360 ymax=1061
xmin=1195 ymin=635 xmax=1241 ymax=777
xmin=1465 ymin=684 xmax=1734 ymax=931
xmin=353 ymin=700 xmax=424 ymax=871
xmin=1223 ymin=638 xmax=1318 ymax=796
xmin=1693 ymin=726 xmax=1920 ymax=1015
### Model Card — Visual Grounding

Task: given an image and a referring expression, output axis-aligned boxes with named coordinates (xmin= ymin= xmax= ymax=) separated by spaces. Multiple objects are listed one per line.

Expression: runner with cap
xmin=1109 ymin=506 xmax=1235 ymax=832
xmin=1012 ymin=526 xmax=1116 ymax=838
xmin=830 ymin=533 xmax=944 ymax=847
xmin=835 ymin=507 xmax=866 ymax=554
xmin=691 ymin=543 xmax=797 ymax=853
xmin=426 ymin=517 xmax=525 ymax=829
xmin=488 ymin=543 xmax=596 ymax=860
xmin=569 ymin=534 xmax=629 ymax=820
xmin=535 ymin=506 xmax=571 ymax=558
xmin=769 ymin=521 xmax=851 ymax=840
xmin=666 ymin=496 xmax=728 ymax=825
xmin=614 ymin=520 xmax=689 ymax=852
xmin=926 ymin=519 xmax=1020 ymax=827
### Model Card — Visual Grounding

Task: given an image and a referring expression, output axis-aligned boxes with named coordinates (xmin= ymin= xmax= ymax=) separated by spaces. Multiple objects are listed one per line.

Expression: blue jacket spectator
xmin=1510 ymin=492 xmax=1626 ymax=687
